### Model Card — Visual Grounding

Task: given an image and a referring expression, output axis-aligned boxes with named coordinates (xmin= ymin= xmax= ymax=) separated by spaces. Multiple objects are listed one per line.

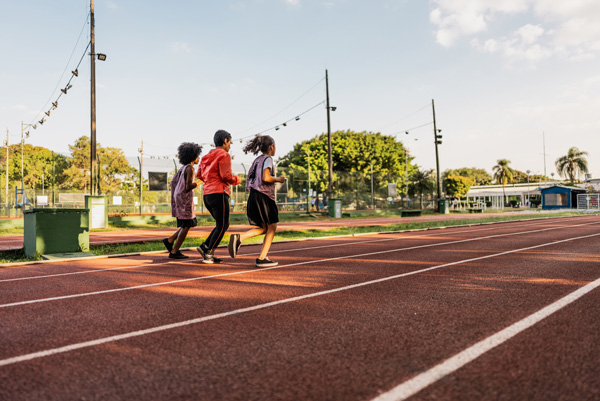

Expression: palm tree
xmin=410 ymin=168 xmax=434 ymax=209
xmin=555 ymin=147 xmax=589 ymax=184
xmin=492 ymin=159 xmax=514 ymax=204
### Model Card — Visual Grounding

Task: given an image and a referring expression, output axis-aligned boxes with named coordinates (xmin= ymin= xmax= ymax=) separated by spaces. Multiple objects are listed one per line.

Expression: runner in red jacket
xmin=196 ymin=130 xmax=241 ymax=264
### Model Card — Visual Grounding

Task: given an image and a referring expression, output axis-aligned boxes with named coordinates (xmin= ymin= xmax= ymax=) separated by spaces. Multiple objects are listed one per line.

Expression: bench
xmin=400 ymin=210 xmax=422 ymax=217
xmin=466 ymin=208 xmax=483 ymax=213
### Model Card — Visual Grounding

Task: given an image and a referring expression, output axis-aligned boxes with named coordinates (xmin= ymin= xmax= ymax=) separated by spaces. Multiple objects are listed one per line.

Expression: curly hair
xmin=177 ymin=142 xmax=202 ymax=165
xmin=242 ymin=135 xmax=275 ymax=155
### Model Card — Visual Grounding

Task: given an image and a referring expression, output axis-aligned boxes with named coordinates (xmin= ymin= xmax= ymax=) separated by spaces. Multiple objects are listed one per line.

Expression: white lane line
xmin=1 ymin=222 xmax=599 ymax=309
xmin=371 ymin=275 xmax=600 ymax=401
xmin=0 ymin=217 xmax=589 ymax=283
xmin=0 ymin=232 xmax=598 ymax=368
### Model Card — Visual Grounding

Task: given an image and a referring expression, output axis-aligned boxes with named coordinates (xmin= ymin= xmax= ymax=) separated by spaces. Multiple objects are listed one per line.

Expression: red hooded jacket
xmin=197 ymin=148 xmax=241 ymax=196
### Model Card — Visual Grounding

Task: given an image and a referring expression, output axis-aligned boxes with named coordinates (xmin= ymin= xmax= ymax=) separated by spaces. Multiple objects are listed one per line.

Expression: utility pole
xmin=52 ymin=151 xmax=55 ymax=207
xmin=326 ymin=69 xmax=333 ymax=200
xmin=5 ymin=128 xmax=8 ymax=210
xmin=405 ymin=149 xmax=409 ymax=205
xmin=20 ymin=123 xmax=24 ymax=191
xmin=543 ymin=131 xmax=547 ymax=188
xmin=90 ymin=0 xmax=98 ymax=196
xmin=138 ymin=140 xmax=143 ymax=216
xmin=432 ymin=99 xmax=442 ymax=208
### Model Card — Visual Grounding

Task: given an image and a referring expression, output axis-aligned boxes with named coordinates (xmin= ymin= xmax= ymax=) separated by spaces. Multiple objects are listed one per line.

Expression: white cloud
xmin=229 ymin=2 xmax=247 ymax=11
xmin=430 ymin=0 xmax=600 ymax=64
xmin=286 ymin=0 xmax=300 ymax=6
xmin=171 ymin=42 xmax=191 ymax=54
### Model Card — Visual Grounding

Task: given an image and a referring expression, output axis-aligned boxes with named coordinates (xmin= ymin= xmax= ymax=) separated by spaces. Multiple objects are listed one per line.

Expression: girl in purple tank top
xmin=227 ymin=135 xmax=286 ymax=268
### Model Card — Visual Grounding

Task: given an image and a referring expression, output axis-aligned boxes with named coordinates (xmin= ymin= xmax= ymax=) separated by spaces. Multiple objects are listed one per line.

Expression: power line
xmin=386 ymin=121 xmax=433 ymax=137
xmin=29 ymin=12 xmax=91 ymax=126
xmin=376 ymin=103 xmax=430 ymax=131
xmin=234 ymin=76 xmax=325 ymax=136
xmin=234 ymin=100 xmax=326 ymax=142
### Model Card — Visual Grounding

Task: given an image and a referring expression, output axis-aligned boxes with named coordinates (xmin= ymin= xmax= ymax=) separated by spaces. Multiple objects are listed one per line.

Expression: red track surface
xmin=0 ymin=211 xmax=540 ymax=251
xmin=0 ymin=215 xmax=599 ymax=400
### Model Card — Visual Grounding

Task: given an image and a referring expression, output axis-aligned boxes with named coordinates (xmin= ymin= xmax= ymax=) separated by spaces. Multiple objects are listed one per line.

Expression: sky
xmin=1 ymin=0 xmax=599 ymax=180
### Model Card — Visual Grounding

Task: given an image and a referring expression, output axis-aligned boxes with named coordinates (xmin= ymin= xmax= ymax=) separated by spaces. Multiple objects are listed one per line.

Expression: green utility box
xmin=85 ymin=195 xmax=108 ymax=229
xmin=328 ymin=198 xmax=342 ymax=218
xmin=437 ymin=199 xmax=450 ymax=214
xmin=23 ymin=208 xmax=89 ymax=257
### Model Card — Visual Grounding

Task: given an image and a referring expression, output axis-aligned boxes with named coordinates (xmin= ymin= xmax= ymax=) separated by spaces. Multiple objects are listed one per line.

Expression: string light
xmin=234 ymin=100 xmax=326 ymax=142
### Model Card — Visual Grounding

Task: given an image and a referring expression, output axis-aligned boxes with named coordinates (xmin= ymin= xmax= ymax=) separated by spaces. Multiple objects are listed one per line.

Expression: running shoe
xmin=202 ymin=255 xmax=223 ymax=264
xmin=196 ymin=244 xmax=208 ymax=258
xmin=255 ymin=258 xmax=278 ymax=268
xmin=169 ymin=251 xmax=189 ymax=259
xmin=162 ymin=238 xmax=173 ymax=253
xmin=228 ymin=234 xmax=241 ymax=258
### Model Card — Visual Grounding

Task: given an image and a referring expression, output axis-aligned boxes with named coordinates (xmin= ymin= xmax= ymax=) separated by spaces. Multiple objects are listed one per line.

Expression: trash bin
xmin=328 ymin=198 xmax=342 ymax=218
xmin=23 ymin=208 xmax=89 ymax=257
xmin=437 ymin=199 xmax=449 ymax=214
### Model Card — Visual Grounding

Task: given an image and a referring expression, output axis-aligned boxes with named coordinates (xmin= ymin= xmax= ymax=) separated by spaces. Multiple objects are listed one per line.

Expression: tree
xmin=61 ymin=136 xmax=136 ymax=193
xmin=410 ymin=168 xmax=434 ymax=209
xmin=555 ymin=147 xmax=589 ymax=184
xmin=97 ymin=146 xmax=137 ymax=193
xmin=61 ymin=136 xmax=91 ymax=191
xmin=445 ymin=175 xmax=473 ymax=198
xmin=280 ymin=130 xmax=411 ymax=208
xmin=492 ymin=159 xmax=514 ymax=203
xmin=443 ymin=167 xmax=492 ymax=186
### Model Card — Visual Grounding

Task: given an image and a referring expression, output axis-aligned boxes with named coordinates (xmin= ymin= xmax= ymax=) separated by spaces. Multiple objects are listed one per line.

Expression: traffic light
xmin=436 ymin=134 xmax=442 ymax=145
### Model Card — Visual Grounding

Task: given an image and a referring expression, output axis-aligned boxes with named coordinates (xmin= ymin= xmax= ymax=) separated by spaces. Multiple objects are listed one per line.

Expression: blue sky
xmin=1 ymin=0 xmax=599 ymax=180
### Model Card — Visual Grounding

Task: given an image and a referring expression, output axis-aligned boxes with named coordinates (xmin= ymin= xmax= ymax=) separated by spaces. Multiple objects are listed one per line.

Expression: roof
xmin=540 ymin=184 xmax=586 ymax=192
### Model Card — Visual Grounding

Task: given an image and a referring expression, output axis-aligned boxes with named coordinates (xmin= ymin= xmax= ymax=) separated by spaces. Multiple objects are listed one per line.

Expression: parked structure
xmin=541 ymin=185 xmax=586 ymax=210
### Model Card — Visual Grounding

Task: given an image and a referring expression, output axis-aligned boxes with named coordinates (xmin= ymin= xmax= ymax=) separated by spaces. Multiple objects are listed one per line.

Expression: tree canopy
xmin=279 ymin=130 xmax=413 ymax=195
xmin=555 ymin=147 xmax=589 ymax=184
xmin=443 ymin=167 xmax=492 ymax=186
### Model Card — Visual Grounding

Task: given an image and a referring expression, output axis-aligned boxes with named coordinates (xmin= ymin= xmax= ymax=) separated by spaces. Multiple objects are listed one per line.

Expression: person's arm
xmin=218 ymin=154 xmax=242 ymax=185
xmin=184 ymin=165 xmax=198 ymax=192
xmin=263 ymin=158 xmax=285 ymax=184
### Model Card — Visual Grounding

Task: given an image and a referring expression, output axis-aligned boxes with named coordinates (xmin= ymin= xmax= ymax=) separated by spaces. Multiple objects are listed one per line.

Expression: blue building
xmin=541 ymin=185 xmax=586 ymax=210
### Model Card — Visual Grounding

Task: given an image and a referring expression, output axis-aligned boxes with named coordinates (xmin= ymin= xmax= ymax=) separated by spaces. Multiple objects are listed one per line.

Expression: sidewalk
xmin=0 ymin=211 xmax=550 ymax=252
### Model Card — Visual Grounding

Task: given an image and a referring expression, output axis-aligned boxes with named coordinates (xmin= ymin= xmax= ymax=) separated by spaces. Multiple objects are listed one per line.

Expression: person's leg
xmin=239 ymin=226 xmax=266 ymax=241
xmin=204 ymin=194 xmax=230 ymax=254
xmin=258 ymin=223 xmax=277 ymax=260
xmin=172 ymin=226 xmax=190 ymax=253
xmin=167 ymin=228 xmax=181 ymax=243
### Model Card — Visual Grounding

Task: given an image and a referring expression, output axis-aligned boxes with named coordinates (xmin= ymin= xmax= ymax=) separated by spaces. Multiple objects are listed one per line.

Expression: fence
xmin=577 ymin=193 xmax=600 ymax=210
xmin=1 ymin=169 xmax=438 ymax=217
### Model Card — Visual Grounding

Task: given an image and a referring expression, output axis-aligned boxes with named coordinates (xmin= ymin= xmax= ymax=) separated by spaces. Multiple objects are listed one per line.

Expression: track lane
xmin=0 ymin=215 xmax=599 ymax=400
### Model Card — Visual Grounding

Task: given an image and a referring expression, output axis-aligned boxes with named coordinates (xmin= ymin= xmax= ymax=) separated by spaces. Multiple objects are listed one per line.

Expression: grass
xmin=1 ymin=211 xmax=593 ymax=265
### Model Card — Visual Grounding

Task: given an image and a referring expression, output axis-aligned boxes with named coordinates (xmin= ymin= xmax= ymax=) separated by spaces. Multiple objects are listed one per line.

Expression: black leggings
xmin=203 ymin=193 xmax=230 ymax=253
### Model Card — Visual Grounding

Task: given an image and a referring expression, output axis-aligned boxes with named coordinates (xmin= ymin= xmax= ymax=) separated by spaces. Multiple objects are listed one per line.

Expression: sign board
xmin=193 ymin=197 xmax=198 ymax=205
xmin=148 ymin=172 xmax=168 ymax=191
xmin=388 ymin=183 xmax=397 ymax=197
xmin=112 ymin=196 xmax=122 ymax=205
xmin=37 ymin=196 xmax=48 ymax=206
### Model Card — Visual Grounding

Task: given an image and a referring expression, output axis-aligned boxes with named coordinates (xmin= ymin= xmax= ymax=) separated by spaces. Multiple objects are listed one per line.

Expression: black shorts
xmin=176 ymin=217 xmax=198 ymax=228
xmin=247 ymin=189 xmax=279 ymax=227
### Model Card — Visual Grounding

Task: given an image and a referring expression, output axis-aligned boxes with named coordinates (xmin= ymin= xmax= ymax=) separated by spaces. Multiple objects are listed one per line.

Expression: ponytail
xmin=242 ymin=135 xmax=275 ymax=155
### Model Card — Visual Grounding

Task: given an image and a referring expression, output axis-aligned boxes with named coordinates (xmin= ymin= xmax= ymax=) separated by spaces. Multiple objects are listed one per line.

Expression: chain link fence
xmin=1 ymin=168 xmax=437 ymax=218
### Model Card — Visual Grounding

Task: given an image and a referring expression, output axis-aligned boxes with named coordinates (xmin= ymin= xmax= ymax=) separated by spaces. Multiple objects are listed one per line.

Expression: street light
xmin=90 ymin=0 xmax=107 ymax=196
xmin=20 ymin=122 xmax=34 ymax=191
xmin=526 ymin=169 xmax=531 ymax=205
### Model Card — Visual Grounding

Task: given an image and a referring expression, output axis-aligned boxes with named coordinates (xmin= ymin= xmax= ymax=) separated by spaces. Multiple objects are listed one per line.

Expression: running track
xmin=0 ymin=211 xmax=541 ymax=251
xmin=0 ymin=215 xmax=599 ymax=400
